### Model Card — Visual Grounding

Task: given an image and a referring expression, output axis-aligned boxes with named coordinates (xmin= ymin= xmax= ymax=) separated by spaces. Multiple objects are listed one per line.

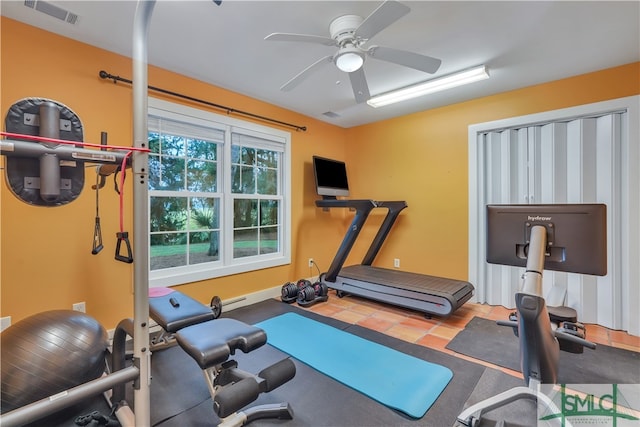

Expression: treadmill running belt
xmin=342 ymin=265 xmax=470 ymax=294
xmin=335 ymin=265 xmax=474 ymax=317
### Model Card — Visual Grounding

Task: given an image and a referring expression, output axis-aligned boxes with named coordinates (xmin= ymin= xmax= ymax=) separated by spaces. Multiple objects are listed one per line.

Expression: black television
xmin=312 ymin=156 xmax=350 ymax=199
xmin=486 ymin=204 xmax=607 ymax=276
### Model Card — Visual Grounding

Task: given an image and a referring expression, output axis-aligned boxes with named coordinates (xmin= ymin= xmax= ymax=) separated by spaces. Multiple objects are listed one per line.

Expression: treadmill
xmin=316 ymin=199 xmax=474 ymax=318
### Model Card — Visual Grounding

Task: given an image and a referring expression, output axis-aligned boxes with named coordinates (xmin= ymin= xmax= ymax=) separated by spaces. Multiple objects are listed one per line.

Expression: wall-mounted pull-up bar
xmin=0 ymin=131 xmax=146 ymax=163
xmin=99 ymin=70 xmax=308 ymax=132
xmin=0 ymin=130 xmax=146 ymax=205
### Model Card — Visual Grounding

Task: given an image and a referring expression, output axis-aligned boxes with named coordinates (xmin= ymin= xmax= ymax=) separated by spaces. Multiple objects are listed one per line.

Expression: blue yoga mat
xmin=256 ymin=312 xmax=453 ymax=418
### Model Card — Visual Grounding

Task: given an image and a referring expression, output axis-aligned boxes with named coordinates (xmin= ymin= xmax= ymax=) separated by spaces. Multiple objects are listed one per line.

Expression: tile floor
xmin=300 ymin=293 xmax=640 ymax=380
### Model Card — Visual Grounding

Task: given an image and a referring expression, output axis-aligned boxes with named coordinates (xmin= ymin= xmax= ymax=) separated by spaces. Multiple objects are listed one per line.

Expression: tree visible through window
xmin=148 ymin=130 xmax=220 ymax=270
xmin=147 ymin=99 xmax=290 ymax=287
xmin=231 ymin=142 xmax=280 ymax=258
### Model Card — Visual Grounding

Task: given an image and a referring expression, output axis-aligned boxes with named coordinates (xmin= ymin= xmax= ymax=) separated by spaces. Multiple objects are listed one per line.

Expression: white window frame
xmin=148 ymin=97 xmax=291 ymax=288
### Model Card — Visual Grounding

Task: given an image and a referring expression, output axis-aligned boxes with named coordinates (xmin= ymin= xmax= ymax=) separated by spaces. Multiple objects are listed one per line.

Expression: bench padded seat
xmin=149 ymin=288 xmax=215 ymax=333
xmin=175 ymin=319 xmax=267 ymax=370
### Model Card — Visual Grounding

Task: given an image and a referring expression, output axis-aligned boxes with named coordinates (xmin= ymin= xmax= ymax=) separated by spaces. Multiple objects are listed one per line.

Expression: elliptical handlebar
xmin=497 ymin=318 xmax=596 ymax=350
xmin=555 ymin=328 xmax=596 ymax=350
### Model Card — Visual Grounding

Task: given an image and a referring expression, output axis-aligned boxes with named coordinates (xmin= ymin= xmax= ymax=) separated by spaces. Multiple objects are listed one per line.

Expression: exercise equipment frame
xmin=456 ymin=225 xmax=596 ymax=426
xmin=0 ymin=3 xmax=154 ymax=425
xmin=317 ymin=199 xmax=474 ymax=318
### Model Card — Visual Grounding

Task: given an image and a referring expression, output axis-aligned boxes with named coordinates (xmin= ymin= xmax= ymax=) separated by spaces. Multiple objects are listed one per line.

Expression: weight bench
xmin=148 ymin=288 xmax=296 ymax=427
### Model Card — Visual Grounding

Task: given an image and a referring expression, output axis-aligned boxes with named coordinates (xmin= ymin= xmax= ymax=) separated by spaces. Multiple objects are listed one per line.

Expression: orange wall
xmin=0 ymin=18 xmax=348 ymax=327
xmin=1 ymin=17 xmax=638 ymax=328
xmin=343 ymin=62 xmax=639 ymax=280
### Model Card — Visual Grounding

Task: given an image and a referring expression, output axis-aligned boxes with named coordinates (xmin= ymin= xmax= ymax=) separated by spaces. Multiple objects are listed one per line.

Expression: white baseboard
xmin=213 ymin=277 xmax=319 ymax=312
xmin=0 ymin=316 xmax=11 ymax=332
xmin=222 ymin=284 xmax=282 ymax=312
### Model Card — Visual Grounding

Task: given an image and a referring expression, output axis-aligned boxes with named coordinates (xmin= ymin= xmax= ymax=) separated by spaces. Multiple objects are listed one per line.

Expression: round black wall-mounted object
xmin=5 ymin=97 xmax=85 ymax=206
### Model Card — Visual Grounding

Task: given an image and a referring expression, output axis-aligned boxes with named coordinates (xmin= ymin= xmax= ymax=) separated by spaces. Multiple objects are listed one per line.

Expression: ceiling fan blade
xmin=367 ymin=46 xmax=442 ymax=74
xmin=348 ymin=68 xmax=371 ymax=104
xmin=354 ymin=0 xmax=410 ymax=41
xmin=265 ymin=32 xmax=337 ymax=46
xmin=280 ymin=56 xmax=333 ymax=92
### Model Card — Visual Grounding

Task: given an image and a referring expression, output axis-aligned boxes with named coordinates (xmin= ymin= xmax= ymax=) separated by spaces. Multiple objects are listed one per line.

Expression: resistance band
xmin=92 ymin=171 xmax=104 ymax=255
xmin=115 ymin=151 xmax=134 ymax=264
xmin=91 ymin=132 xmax=108 ymax=255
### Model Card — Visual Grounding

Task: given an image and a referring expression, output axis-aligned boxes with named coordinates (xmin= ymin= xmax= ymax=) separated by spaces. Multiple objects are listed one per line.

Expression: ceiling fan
xmin=264 ymin=0 xmax=442 ymax=104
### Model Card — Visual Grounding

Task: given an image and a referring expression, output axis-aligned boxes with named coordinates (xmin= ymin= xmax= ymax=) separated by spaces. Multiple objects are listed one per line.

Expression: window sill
xmin=149 ymin=254 xmax=291 ymax=288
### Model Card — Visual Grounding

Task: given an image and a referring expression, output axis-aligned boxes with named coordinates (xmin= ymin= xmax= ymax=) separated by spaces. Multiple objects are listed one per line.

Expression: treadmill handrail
xmin=362 ymin=201 xmax=407 ymax=265
xmin=315 ymin=199 xmax=407 ymax=282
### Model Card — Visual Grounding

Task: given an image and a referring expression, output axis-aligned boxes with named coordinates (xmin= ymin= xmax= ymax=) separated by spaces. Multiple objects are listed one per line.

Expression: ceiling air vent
xmin=24 ymin=0 xmax=79 ymax=25
xmin=322 ymin=111 xmax=341 ymax=119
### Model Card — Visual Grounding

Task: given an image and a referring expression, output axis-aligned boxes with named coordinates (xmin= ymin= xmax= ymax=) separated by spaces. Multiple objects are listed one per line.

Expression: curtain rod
xmin=99 ymin=70 xmax=307 ymax=132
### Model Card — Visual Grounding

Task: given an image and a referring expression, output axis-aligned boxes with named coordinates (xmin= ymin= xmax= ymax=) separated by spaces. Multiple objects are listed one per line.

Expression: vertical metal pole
xmin=38 ymin=102 xmax=61 ymax=202
xmin=132 ymin=1 xmax=155 ymax=425
xmin=521 ymin=225 xmax=547 ymax=296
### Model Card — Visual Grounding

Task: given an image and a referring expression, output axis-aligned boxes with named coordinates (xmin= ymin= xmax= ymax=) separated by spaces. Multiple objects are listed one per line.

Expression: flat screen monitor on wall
xmin=313 ymin=156 xmax=349 ymax=199
xmin=486 ymin=204 xmax=607 ymax=276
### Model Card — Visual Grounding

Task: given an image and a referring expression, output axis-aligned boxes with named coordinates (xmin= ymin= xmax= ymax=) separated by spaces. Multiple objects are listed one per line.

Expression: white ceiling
xmin=2 ymin=1 xmax=639 ymax=128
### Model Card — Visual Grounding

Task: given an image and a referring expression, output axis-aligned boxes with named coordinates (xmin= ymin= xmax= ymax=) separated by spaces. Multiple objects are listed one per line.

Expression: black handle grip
xmin=92 ymin=217 xmax=103 ymax=255
xmin=115 ymin=232 xmax=134 ymax=263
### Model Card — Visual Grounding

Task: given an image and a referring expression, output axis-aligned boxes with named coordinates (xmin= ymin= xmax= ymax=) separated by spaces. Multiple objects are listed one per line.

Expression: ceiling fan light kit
xmin=367 ymin=65 xmax=490 ymax=108
xmin=335 ymin=47 xmax=364 ymax=72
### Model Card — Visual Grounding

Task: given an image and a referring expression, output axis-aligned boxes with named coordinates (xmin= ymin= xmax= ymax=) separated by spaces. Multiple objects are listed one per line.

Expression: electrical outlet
xmin=72 ymin=302 xmax=86 ymax=313
xmin=308 ymin=258 xmax=314 ymax=268
xmin=394 ymin=258 xmax=400 ymax=268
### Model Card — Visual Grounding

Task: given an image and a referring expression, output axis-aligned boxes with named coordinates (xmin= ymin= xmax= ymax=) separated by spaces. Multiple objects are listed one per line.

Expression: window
xmin=148 ymin=98 xmax=291 ymax=287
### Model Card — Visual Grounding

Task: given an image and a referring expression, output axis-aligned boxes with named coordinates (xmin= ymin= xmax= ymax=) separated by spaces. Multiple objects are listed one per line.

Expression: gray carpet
xmin=445 ymin=316 xmax=640 ymax=384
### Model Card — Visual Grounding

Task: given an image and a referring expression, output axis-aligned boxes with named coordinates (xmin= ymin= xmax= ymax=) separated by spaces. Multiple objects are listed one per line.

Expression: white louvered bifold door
xmin=472 ymin=109 xmax=636 ymax=332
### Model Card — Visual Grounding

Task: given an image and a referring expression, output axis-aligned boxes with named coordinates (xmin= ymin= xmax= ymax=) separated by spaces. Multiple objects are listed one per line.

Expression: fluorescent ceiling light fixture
xmin=335 ymin=47 xmax=364 ymax=73
xmin=367 ymin=65 xmax=489 ymax=108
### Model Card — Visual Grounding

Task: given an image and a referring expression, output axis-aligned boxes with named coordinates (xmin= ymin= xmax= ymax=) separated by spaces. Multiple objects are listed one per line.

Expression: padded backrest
xmin=175 ymin=319 xmax=267 ymax=369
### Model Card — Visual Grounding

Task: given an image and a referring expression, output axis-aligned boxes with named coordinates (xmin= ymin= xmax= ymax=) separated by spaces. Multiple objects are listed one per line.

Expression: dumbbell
xmin=296 ymin=280 xmax=328 ymax=304
xmin=281 ymin=279 xmax=311 ymax=303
